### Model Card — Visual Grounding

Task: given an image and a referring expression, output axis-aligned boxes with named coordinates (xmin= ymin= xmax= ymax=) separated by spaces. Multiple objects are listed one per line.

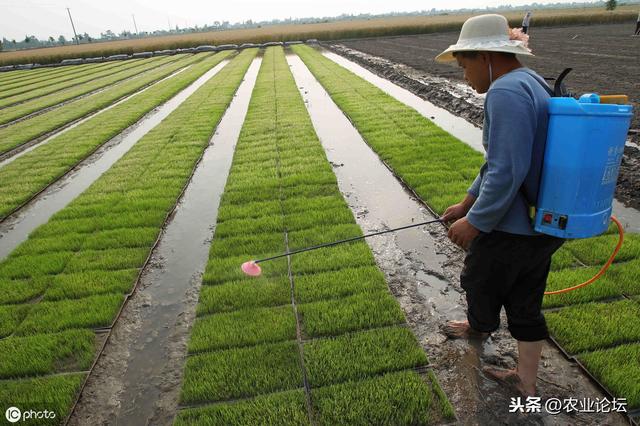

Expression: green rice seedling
xmin=216 ymin=199 xmax=283 ymax=223
xmin=579 ymin=344 xmax=640 ymax=409
xmin=0 ymin=304 xmax=30 ymax=338
xmin=282 ymin=195 xmax=348 ymax=215
xmin=174 ymin=389 xmax=310 ymax=426
xmin=8 ymin=233 xmax=86 ymax=256
xmin=15 ymin=293 xmax=124 ymax=335
xmin=0 ymin=277 xmax=48 ymax=305
xmin=196 ymin=278 xmax=291 ymax=316
xmin=0 ymin=252 xmax=72 ymax=279
xmin=0 ymin=58 xmax=154 ymax=107
xmin=564 ymin=234 xmax=640 ymax=266
xmin=209 ymin=232 xmax=285 ymax=259
xmin=550 ymin=247 xmax=582 ymax=271
xmin=284 ymin=207 xmax=356 ymax=232
xmin=81 ymin=227 xmax=159 ymax=251
xmin=0 ymin=53 xmax=210 ymax=155
xmin=545 ymin=299 xmax=640 ymax=354
xmin=304 ymin=326 xmax=428 ymax=387
xmin=292 ymin=44 xmax=484 ymax=216
xmin=180 ymin=340 xmax=303 ymax=404
xmin=290 ymin=243 xmax=377 ymax=275
xmin=42 ymin=269 xmax=139 ymax=301
xmin=0 ymin=55 xmax=178 ymax=124
xmin=543 ymin=266 xmax=622 ymax=308
xmin=212 ymin=215 xmax=285 ymax=239
xmin=0 ymin=329 xmax=95 ymax=379
xmin=0 ymin=373 xmax=85 ymax=425
xmin=0 ymin=62 xmax=108 ymax=90
xmin=0 ymin=60 xmax=127 ymax=97
xmin=298 ymin=291 xmax=406 ymax=338
xmin=294 ymin=266 xmax=388 ymax=304
xmin=311 ymin=370 xmax=432 ymax=426
xmin=287 ymin=223 xmax=364 ymax=248
xmin=188 ymin=306 xmax=297 ymax=354
xmin=202 ymin=255 xmax=288 ymax=285
xmin=0 ymin=53 xmax=232 ymax=220
xmin=426 ymin=370 xmax=456 ymax=420
xmin=63 ymin=247 xmax=149 ymax=273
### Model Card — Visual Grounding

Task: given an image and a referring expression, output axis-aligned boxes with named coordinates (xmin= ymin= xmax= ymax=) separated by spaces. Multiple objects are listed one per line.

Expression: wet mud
xmin=69 ymin=57 xmax=262 ymax=426
xmin=325 ymin=28 xmax=640 ymax=209
xmin=288 ymin=52 xmax=629 ymax=425
xmin=0 ymin=61 xmax=228 ymax=261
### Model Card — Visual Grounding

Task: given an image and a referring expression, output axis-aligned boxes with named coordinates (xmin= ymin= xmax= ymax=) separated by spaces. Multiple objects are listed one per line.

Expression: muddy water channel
xmin=288 ymin=53 xmax=628 ymax=425
xmin=69 ymin=57 xmax=262 ymax=426
xmin=0 ymin=62 xmax=228 ymax=261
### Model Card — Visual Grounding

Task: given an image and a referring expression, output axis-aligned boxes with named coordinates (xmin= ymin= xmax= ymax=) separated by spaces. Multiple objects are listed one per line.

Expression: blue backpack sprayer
xmin=241 ymin=69 xmax=634 ymax=296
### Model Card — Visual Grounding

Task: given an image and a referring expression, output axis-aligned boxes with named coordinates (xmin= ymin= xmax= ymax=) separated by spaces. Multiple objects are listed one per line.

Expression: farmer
xmin=435 ymin=14 xmax=564 ymax=397
xmin=522 ymin=11 xmax=532 ymax=34
xmin=634 ymin=11 xmax=640 ymax=36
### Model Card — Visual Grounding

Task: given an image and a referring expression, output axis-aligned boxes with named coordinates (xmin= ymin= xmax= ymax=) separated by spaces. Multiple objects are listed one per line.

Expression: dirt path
xmin=327 ymin=25 xmax=640 ymax=210
xmin=288 ymin=51 xmax=629 ymax=425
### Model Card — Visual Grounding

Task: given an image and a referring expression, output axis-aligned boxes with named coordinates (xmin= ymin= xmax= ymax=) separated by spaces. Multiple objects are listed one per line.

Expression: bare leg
xmin=484 ymin=340 xmax=542 ymax=396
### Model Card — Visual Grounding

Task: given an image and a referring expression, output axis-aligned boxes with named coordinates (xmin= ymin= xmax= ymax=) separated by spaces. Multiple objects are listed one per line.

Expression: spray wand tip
xmin=241 ymin=261 xmax=262 ymax=277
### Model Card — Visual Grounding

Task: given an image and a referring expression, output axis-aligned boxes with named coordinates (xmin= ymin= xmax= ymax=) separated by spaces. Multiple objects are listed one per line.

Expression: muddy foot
xmin=441 ymin=320 xmax=490 ymax=340
xmin=483 ymin=367 xmax=536 ymax=397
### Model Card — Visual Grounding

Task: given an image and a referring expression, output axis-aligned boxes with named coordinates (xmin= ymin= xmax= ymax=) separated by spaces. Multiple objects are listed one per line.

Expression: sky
xmin=0 ymin=0 xmax=595 ymax=41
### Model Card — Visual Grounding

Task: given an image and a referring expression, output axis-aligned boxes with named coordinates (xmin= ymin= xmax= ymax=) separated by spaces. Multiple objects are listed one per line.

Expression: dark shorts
xmin=460 ymin=231 xmax=564 ymax=341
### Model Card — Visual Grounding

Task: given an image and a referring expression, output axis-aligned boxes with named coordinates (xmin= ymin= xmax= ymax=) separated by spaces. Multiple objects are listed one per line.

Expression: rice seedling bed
xmin=177 ymin=46 xmax=453 ymax=425
xmin=0 ymin=51 xmax=232 ymax=221
xmin=0 ymin=59 xmax=133 ymax=103
xmin=0 ymin=49 xmax=257 ymax=421
xmin=292 ymin=44 xmax=640 ymax=413
xmin=0 ymin=55 xmax=178 ymax=124
xmin=0 ymin=53 xmax=209 ymax=156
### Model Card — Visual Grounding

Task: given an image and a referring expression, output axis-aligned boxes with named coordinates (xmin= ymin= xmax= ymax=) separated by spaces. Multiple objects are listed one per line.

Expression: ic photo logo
xmin=5 ymin=407 xmax=21 ymax=423
xmin=4 ymin=406 xmax=56 ymax=423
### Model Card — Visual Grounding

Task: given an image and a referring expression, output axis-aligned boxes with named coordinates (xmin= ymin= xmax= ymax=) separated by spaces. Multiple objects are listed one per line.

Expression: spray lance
xmin=242 ymin=69 xmax=634 ymax=297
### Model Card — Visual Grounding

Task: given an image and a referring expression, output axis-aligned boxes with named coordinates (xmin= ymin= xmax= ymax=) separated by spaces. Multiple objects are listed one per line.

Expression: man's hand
xmin=448 ymin=217 xmax=480 ymax=250
xmin=441 ymin=203 xmax=468 ymax=224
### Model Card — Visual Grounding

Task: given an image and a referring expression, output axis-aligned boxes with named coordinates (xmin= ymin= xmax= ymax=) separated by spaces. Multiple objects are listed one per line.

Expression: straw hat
xmin=435 ymin=14 xmax=533 ymax=63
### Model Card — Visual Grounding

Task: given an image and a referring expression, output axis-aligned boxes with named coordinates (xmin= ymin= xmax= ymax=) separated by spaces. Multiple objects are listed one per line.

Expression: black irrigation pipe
xmin=63 ymin=54 xmax=241 ymax=425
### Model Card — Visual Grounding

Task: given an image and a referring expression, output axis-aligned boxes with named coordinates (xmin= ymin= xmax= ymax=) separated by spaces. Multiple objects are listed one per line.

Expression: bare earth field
xmin=331 ymin=22 xmax=640 ymax=208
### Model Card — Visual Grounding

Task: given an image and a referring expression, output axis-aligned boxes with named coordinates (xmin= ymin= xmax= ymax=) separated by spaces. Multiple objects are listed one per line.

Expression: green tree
xmin=605 ymin=0 xmax=617 ymax=10
xmin=58 ymin=35 xmax=66 ymax=45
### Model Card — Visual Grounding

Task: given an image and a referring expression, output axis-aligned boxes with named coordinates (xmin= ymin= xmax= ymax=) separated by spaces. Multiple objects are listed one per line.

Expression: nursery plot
xmin=0 ymin=59 xmax=134 ymax=103
xmin=177 ymin=46 xmax=452 ymax=425
xmin=0 ymin=51 xmax=233 ymax=222
xmin=0 ymin=53 xmax=209 ymax=156
xmin=0 ymin=50 xmax=256 ymax=424
xmin=292 ymin=45 xmax=640 ymax=412
xmin=0 ymin=55 xmax=177 ymax=124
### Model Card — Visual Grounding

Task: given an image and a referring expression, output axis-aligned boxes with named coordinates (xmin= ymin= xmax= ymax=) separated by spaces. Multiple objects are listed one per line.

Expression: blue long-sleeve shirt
xmin=466 ymin=68 xmax=551 ymax=236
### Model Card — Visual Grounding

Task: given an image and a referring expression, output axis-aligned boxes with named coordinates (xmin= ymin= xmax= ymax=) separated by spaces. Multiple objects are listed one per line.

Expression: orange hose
xmin=544 ymin=215 xmax=624 ymax=295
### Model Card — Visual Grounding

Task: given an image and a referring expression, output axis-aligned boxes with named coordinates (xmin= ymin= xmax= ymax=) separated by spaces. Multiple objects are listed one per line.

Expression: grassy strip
xmin=0 ymin=61 xmax=118 ymax=94
xmin=0 ymin=63 xmax=96 ymax=86
xmin=178 ymin=46 xmax=451 ymax=421
xmin=0 ymin=53 xmax=208 ymax=155
xmin=564 ymin=233 xmax=640 ymax=266
xmin=175 ymin=390 xmax=310 ymax=425
xmin=579 ymin=344 xmax=640 ymax=409
xmin=311 ymin=370 xmax=433 ymax=426
xmin=0 ymin=55 xmax=177 ymax=123
xmin=546 ymin=299 xmax=640 ymax=354
xmin=188 ymin=306 xmax=297 ymax=353
xmin=304 ymin=326 xmax=428 ymax=387
xmin=0 ymin=329 xmax=94 ymax=379
xmin=0 ymin=48 xmax=257 ymax=396
xmin=0 ymin=59 xmax=131 ymax=103
xmin=0 ymin=52 xmax=232 ymax=220
xmin=0 ymin=373 xmax=85 ymax=425
xmin=180 ymin=341 xmax=303 ymax=404
xmin=292 ymin=44 xmax=482 ymax=215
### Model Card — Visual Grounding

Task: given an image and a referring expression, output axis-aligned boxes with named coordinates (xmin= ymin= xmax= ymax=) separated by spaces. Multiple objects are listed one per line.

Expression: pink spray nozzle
xmin=241 ymin=261 xmax=262 ymax=277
